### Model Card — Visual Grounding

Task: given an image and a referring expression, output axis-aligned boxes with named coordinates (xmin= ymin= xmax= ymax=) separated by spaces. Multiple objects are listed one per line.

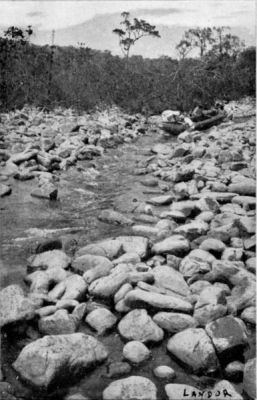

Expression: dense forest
xmin=0 ymin=18 xmax=255 ymax=114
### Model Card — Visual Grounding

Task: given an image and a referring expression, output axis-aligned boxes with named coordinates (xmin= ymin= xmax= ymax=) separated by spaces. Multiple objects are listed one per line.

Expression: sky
xmin=0 ymin=0 xmax=256 ymax=32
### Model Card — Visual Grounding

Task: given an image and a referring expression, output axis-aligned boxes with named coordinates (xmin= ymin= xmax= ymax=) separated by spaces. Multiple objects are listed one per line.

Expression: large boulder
xmin=118 ymin=309 xmax=164 ymax=343
xmin=165 ymin=384 xmax=202 ymax=400
xmin=124 ymin=289 xmax=192 ymax=313
xmin=0 ymin=285 xmax=37 ymax=328
xmin=13 ymin=333 xmax=108 ymax=388
xmin=88 ymin=271 xmax=128 ymax=298
xmin=152 ymin=265 xmax=190 ymax=298
xmin=103 ymin=376 xmax=157 ymax=400
xmin=205 ymin=316 xmax=248 ymax=363
xmin=167 ymin=328 xmax=219 ymax=374
xmin=28 ymin=250 xmax=70 ymax=272
xmin=85 ymin=308 xmax=117 ymax=335
xmin=115 ymin=236 xmax=149 ymax=258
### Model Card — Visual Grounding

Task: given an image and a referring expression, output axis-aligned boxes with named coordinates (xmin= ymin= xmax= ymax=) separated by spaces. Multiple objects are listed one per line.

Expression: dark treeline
xmin=0 ymin=25 xmax=255 ymax=114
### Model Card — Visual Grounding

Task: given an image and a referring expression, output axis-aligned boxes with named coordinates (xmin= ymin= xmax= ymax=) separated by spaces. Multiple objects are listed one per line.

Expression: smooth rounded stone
xmin=147 ymin=195 xmax=174 ymax=206
xmin=103 ymin=376 xmax=157 ymax=400
xmin=179 ymin=257 xmax=211 ymax=280
xmin=243 ymin=358 xmax=256 ymax=399
xmin=115 ymin=236 xmax=149 ymax=258
xmin=64 ymin=394 xmax=89 ymax=400
xmin=107 ymin=361 xmax=131 ymax=378
xmin=36 ymin=305 xmax=57 ymax=317
xmin=160 ymin=210 xmax=186 ymax=222
xmin=189 ymin=281 xmax=211 ymax=295
xmin=115 ymin=299 xmax=131 ymax=313
xmin=140 ymin=177 xmax=159 ymax=187
xmin=0 ymin=183 xmax=12 ymax=197
xmin=192 ymin=191 xmax=238 ymax=202
xmin=245 ymin=257 xmax=256 ymax=273
xmin=73 ymin=254 xmax=112 ymax=277
xmin=124 ymin=289 xmax=193 ymax=313
xmin=174 ymin=220 xmax=209 ymax=238
xmin=75 ymin=239 xmax=122 ymax=260
xmin=88 ymin=271 xmax=128 ymax=298
xmin=224 ymin=360 xmax=244 ymax=382
xmin=118 ymin=309 xmax=164 ymax=343
xmin=123 ymin=341 xmax=150 ymax=364
xmin=232 ymin=195 xmax=256 ymax=208
xmin=166 ymin=254 xmax=182 ymax=270
xmin=56 ymin=299 xmax=79 ymax=311
xmin=205 ymin=316 xmax=248 ymax=362
xmin=132 ymin=225 xmax=158 ymax=237
xmin=152 ymin=265 xmax=190 ymax=298
xmin=221 ymin=247 xmax=243 ymax=261
xmin=153 ymin=312 xmax=197 ymax=333
xmin=154 ymin=366 xmax=176 ymax=380
xmin=187 ymin=249 xmax=216 ymax=264
xmin=26 ymin=271 xmax=51 ymax=294
xmin=0 ymin=285 xmax=37 ymax=328
xmin=61 ymin=274 xmax=87 ymax=301
xmin=244 ymin=235 xmax=256 ymax=251
xmin=152 ymin=143 xmax=172 ymax=155
xmin=167 ymin=328 xmax=219 ymax=374
xmin=38 ymin=309 xmax=77 ymax=335
xmin=194 ymin=304 xmax=227 ymax=326
xmin=196 ymin=211 xmax=214 ymax=223
xmin=152 ymin=235 xmax=190 ymax=256
xmin=213 ymin=380 xmax=243 ymax=400
xmin=98 ymin=209 xmax=133 ymax=226
xmin=199 ymin=238 xmax=226 ymax=253
xmin=28 ymin=250 xmax=71 ymax=271
xmin=13 ymin=333 xmax=108 ymax=388
xmin=205 ymin=260 xmax=254 ymax=287
xmin=240 ymin=306 xmax=256 ymax=325
xmin=213 ymin=282 xmax=231 ymax=295
xmin=114 ymin=283 xmax=133 ymax=304
xmin=195 ymin=286 xmax=227 ymax=308
xmin=85 ymin=308 xmax=117 ymax=335
xmin=228 ymin=180 xmax=255 ymax=196
xmin=165 ymin=384 xmax=201 ymax=400
xmin=113 ymin=252 xmax=141 ymax=265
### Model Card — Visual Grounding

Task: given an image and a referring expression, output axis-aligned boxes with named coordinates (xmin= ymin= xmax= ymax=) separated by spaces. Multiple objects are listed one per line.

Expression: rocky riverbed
xmin=0 ymin=98 xmax=256 ymax=400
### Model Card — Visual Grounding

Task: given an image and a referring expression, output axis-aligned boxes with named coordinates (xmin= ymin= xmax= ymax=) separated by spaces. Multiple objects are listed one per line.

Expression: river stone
xmin=123 ymin=341 xmax=150 ymax=364
xmin=199 ymin=238 xmax=226 ymax=253
xmin=194 ymin=304 xmax=227 ymax=326
xmin=153 ymin=312 xmax=197 ymax=333
xmin=165 ymin=384 xmax=201 ymax=400
xmin=0 ymin=284 xmax=37 ymax=327
xmin=113 ymin=252 xmax=141 ymax=265
xmin=132 ymin=225 xmax=158 ymax=237
xmin=72 ymin=253 xmax=112 ymax=275
xmin=167 ymin=328 xmax=219 ymax=374
xmin=154 ymin=366 xmax=176 ymax=380
xmin=114 ymin=283 xmax=133 ymax=304
xmin=240 ymin=306 xmax=256 ymax=325
xmin=243 ymin=358 xmax=256 ymax=399
xmin=13 ymin=333 xmax=108 ymax=388
xmin=98 ymin=209 xmax=133 ymax=226
xmin=118 ymin=309 xmax=164 ymax=343
xmin=88 ymin=271 xmax=128 ymax=298
xmin=238 ymin=215 xmax=256 ymax=234
xmin=205 ymin=260 xmax=254 ymax=287
xmin=224 ymin=360 xmax=244 ymax=382
xmin=28 ymin=250 xmax=71 ymax=271
xmin=152 ymin=265 xmax=190 ymax=298
xmin=245 ymin=257 xmax=256 ymax=273
xmin=124 ymin=289 xmax=193 ymax=312
xmin=205 ymin=316 xmax=248 ymax=362
xmin=174 ymin=220 xmax=209 ymax=238
xmin=152 ymin=235 xmax=190 ymax=256
xmin=103 ymin=376 xmax=157 ymax=400
xmin=85 ymin=308 xmax=117 ymax=335
xmin=75 ymin=239 xmax=122 ymax=260
xmin=61 ymin=274 xmax=87 ymax=301
xmin=179 ymin=257 xmax=211 ymax=280
xmin=38 ymin=309 xmax=76 ymax=335
xmin=115 ymin=236 xmax=149 ymax=258
xmin=213 ymin=380 xmax=243 ymax=400
xmin=170 ymin=200 xmax=197 ymax=217
xmin=189 ymin=280 xmax=211 ymax=295
xmin=228 ymin=180 xmax=256 ymax=196
xmin=227 ymin=278 xmax=256 ymax=313
xmin=0 ymin=183 xmax=12 ymax=197
xmin=148 ymin=195 xmax=174 ymax=206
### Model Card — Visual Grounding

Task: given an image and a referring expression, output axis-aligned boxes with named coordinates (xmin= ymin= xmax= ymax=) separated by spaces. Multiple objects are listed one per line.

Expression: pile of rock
xmin=0 ymin=100 xmax=256 ymax=400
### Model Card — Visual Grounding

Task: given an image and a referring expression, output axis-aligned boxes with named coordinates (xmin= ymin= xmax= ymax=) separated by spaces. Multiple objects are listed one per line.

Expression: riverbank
xmin=0 ymin=98 xmax=256 ymax=400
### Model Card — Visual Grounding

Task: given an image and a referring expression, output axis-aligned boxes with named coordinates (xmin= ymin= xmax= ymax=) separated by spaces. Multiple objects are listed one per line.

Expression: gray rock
xmin=28 ymin=250 xmax=70 ymax=271
xmin=213 ymin=380 xmax=243 ymax=400
xmin=240 ymin=306 xmax=256 ymax=325
xmin=123 ymin=341 xmax=150 ymax=363
xmin=114 ymin=283 xmax=133 ymax=304
xmin=199 ymin=238 xmax=226 ymax=253
xmin=154 ymin=366 xmax=176 ymax=380
xmin=38 ymin=309 xmax=76 ymax=335
xmin=61 ymin=274 xmax=87 ymax=301
xmin=115 ymin=236 xmax=149 ymax=258
xmin=153 ymin=312 xmax=197 ymax=333
xmin=243 ymin=358 xmax=256 ymax=399
xmin=118 ymin=309 xmax=164 ymax=343
xmin=167 ymin=328 xmax=219 ymax=374
xmin=103 ymin=376 xmax=157 ymax=400
xmin=0 ymin=285 xmax=36 ymax=327
xmin=13 ymin=333 xmax=108 ymax=388
xmin=152 ymin=235 xmax=190 ymax=256
xmin=228 ymin=179 xmax=255 ymax=196
xmin=124 ymin=288 xmax=193 ymax=312
xmin=0 ymin=183 xmax=12 ymax=197
xmin=107 ymin=362 xmax=131 ymax=378
xmin=152 ymin=265 xmax=190 ymax=298
xmin=148 ymin=195 xmax=174 ymax=206
xmin=221 ymin=247 xmax=243 ymax=261
xmin=98 ymin=209 xmax=133 ymax=225
xmin=245 ymin=257 xmax=256 ymax=273
xmin=205 ymin=316 xmax=248 ymax=361
xmin=88 ymin=271 xmax=128 ymax=298
xmin=165 ymin=384 xmax=201 ymax=400
xmin=85 ymin=308 xmax=117 ymax=334
xmin=174 ymin=220 xmax=209 ymax=238
xmin=75 ymin=239 xmax=122 ymax=260
xmin=224 ymin=360 xmax=244 ymax=382
xmin=113 ymin=252 xmax=141 ymax=265
xmin=238 ymin=216 xmax=256 ymax=234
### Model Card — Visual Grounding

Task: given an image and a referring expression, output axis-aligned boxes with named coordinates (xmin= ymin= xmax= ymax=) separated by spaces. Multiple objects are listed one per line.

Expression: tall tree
xmin=211 ymin=26 xmax=245 ymax=58
xmin=113 ymin=11 xmax=160 ymax=58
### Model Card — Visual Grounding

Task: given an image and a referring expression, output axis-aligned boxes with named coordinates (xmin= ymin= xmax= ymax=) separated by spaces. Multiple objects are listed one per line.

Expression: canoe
xmin=161 ymin=112 xmax=226 ymax=136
